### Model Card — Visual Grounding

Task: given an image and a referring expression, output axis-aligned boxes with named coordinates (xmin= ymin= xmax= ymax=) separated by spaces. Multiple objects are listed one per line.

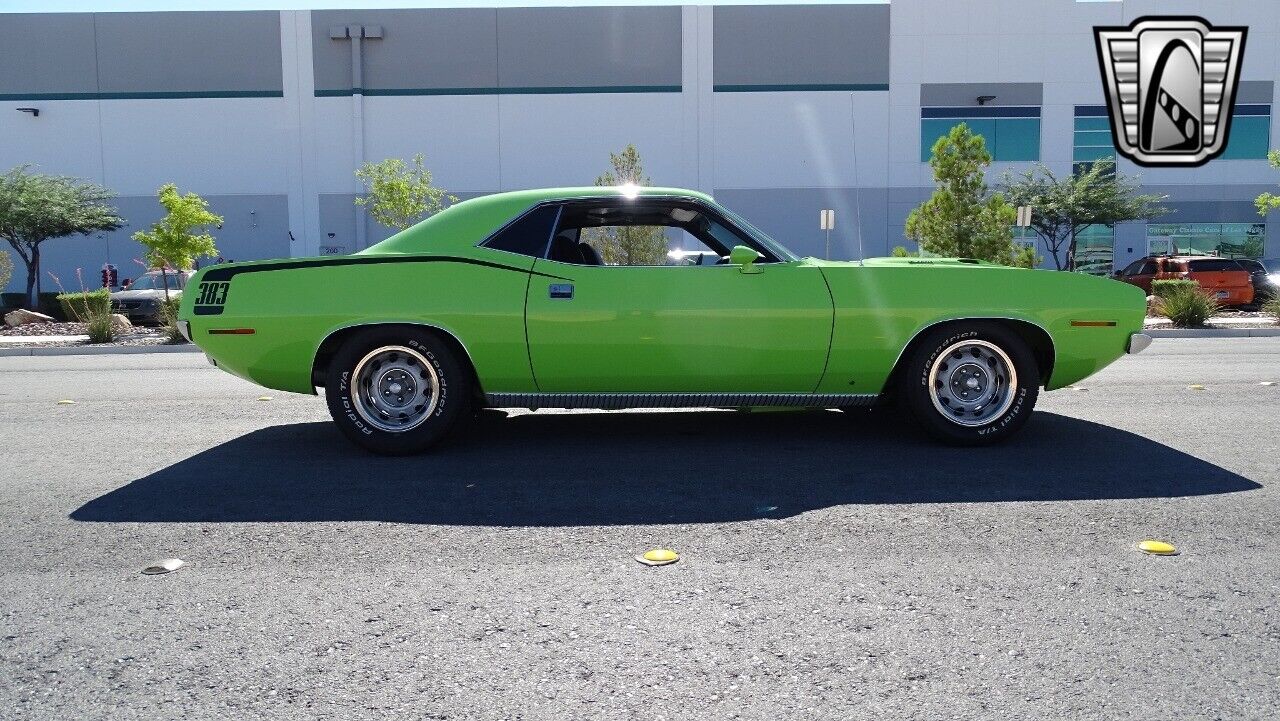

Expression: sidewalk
xmin=0 ymin=343 xmax=202 ymax=358
xmin=1144 ymin=316 xmax=1276 ymax=328
xmin=0 ymin=334 xmax=90 ymax=344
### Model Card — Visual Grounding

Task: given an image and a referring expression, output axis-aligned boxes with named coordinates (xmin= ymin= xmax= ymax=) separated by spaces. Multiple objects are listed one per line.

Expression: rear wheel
xmin=899 ymin=323 xmax=1039 ymax=445
xmin=324 ymin=328 xmax=470 ymax=455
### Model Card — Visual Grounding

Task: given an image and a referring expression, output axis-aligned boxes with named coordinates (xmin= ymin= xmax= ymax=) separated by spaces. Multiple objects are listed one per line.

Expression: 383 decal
xmin=193 ymin=281 xmax=230 ymax=315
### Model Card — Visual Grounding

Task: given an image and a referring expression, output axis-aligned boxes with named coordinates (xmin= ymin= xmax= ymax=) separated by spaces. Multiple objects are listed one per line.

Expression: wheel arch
xmin=311 ymin=322 xmax=484 ymax=402
xmin=883 ymin=317 xmax=1056 ymax=395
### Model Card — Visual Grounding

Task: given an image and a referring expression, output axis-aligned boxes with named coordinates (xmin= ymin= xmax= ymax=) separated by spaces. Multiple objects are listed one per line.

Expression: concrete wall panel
xmin=714 ymin=92 xmax=889 ymax=189
xmin=311 ymin=9 xmax=497 ymax=94
xmin=94 ymin=12 xmax=282 ymax=94
xmin=495 ymin=93 xmax=684 ymax=189
xmin=97 ymin=99 xmax=292 ymax=196
xmin=497 ymin=7 xmax=681 ymax=90
xmin=714 ymin=5 xmax=890 ymax=88
xmin=0 ymin=101 xmax=104 ymax=182
xmin=0 ymin=14 xmax=98 ymax=96
xmin=361 ymin=95 xmax=502 ymax=194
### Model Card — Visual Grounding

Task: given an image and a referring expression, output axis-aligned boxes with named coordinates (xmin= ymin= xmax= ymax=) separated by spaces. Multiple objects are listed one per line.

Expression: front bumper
xmin=1127 ymin=332 xmax=1152 ymax=354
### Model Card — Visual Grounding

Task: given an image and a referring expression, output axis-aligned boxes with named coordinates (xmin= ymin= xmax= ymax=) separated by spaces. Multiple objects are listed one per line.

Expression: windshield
xmin=127 ymin=273 xmax=185 ymax=291
xmin=713 ymin=203 xmax=799 ymax=262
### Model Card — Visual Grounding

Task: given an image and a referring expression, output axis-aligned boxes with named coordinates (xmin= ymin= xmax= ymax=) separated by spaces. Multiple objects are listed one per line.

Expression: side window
xmin=482 ymin=204 xmax=560 ymax=258
xmin=549 ymin=202 xmax=755 ymax=267
xmin=1138 ymin=260 xmax=1158 ymax=275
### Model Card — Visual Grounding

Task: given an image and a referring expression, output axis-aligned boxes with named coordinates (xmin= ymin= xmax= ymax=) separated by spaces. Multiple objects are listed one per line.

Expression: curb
xmin=0 ymin=343 xmax=203 ymax=358
xmin=1147 ymin=327 xmax=1280 ymax=338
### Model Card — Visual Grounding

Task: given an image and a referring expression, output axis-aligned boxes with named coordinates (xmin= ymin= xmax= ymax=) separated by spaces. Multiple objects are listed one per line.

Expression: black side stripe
xmin=200 ymin=255 xmax=571 ymax=282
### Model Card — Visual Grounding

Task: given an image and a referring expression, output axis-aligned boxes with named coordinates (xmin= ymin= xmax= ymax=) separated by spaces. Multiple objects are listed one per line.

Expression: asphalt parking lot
xmin=1 ymin=338 xmax=1278 ymax=720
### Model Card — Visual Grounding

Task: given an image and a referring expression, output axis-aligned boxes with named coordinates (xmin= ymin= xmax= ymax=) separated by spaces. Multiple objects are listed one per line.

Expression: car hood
xmin=111 ymin=289 xmax=177 ymax=301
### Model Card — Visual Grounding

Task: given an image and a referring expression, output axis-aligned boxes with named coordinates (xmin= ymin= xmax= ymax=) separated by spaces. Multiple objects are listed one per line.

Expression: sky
xmin=1 ymin=0 xmax=887 ymax=12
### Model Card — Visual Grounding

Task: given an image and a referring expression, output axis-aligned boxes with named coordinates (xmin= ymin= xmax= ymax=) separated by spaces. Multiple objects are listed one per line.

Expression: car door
xmin=1128 ymin=258 xmax=1159 ymax=293
xmin=524 ymin=199 xmax=833 ymax=394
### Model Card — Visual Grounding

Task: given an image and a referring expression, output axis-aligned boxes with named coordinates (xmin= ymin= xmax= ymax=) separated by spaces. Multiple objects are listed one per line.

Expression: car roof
xmin=362 ymin=186 xmax=716 ymax=257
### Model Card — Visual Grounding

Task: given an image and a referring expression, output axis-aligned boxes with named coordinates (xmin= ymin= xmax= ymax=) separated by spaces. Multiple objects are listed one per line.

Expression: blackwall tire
xmin=324 ymin=328 xmax=470 ymax=455
xmin=899 ymin=322 xmax=1039 ymax=445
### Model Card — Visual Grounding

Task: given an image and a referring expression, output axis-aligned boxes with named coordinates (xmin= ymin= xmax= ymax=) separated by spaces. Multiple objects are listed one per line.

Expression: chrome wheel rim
xmin=927 ymin=339 xmax=1017 ymax=427
xmin=351 ymin=345 xmax=440 ymax=433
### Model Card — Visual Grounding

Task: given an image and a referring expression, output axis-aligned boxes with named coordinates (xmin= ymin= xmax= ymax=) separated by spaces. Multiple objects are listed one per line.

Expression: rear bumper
xmin=1127 ymin=332 xmax=1152 ymax=354
xmin=1209 ymin=288 xmax=1254 ymax=305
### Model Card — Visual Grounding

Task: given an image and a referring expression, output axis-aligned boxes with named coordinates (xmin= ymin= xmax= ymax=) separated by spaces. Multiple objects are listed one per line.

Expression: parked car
xmin=180 ymin=187 xmax=1148 ymax=454
xmin=110 ymin=270 xmax=193 ymax=325
xmin=1234 ymin=258 xmax=1277 ymax=303
xmin=1113 ymin=255 xmax=1254 ymax=307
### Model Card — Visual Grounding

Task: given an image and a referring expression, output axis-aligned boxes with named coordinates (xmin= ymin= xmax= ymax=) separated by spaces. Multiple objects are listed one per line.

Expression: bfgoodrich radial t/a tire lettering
xmin=324 ymin=327 xmax=470 ymax=455
xmin=900 ymin=322 xmax=1039 ymax=445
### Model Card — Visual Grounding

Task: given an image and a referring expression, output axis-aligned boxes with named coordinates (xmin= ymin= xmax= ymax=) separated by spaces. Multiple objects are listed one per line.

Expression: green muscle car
xmin=179 ymin=186 xmax=1150 ymax=454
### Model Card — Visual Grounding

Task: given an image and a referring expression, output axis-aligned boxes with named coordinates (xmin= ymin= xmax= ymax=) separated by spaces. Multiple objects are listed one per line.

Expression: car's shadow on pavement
xmin=72 ymin=410 xmax=1260 ymax=526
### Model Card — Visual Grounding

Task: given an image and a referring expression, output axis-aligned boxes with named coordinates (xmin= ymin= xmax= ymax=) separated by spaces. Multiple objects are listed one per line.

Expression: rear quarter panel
xmin=182 ymin=249 xmax=537 ymax=394
xmin=817 ymin=264 xmax=1146 ymax=393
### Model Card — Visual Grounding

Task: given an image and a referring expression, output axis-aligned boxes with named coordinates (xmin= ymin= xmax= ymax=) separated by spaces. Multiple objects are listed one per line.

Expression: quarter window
xmin=481 ymin=204 xmax=561 ymax=258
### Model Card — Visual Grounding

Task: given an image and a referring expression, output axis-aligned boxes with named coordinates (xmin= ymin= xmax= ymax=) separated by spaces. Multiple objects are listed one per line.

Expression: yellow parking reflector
xmin=635 ymin=549 xmax=679 ymax=567
xmin=1187 ymin=384 xmax=1205 ymax=391
xmin=57 ymin=400 xmax=76 ymax=405
xmin=1138 ymin=540 xmax=1178 ymax=556
xmin=257 ymin=396 xmax=273 ymax=401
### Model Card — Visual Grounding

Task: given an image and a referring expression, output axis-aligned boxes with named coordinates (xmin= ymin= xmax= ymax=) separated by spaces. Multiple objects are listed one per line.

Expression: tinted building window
xmin=920 ymin=107 xmax=1040 ymax=162
xmin=1221 ymin=105 xmax=1272 ymax=160
xmin=482 ymin=204 xmax=560 ymax=258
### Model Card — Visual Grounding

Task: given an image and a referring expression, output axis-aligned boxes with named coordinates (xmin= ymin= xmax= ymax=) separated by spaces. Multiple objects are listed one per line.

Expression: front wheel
xmin=899 ymin=323 xmax=1039 ymax=445
xmin=324 ymin=328 xmax=470 ymax=455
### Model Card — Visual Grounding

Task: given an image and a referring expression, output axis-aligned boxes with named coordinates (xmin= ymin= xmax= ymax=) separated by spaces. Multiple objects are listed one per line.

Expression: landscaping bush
xmin=85 ymin=313 xmax=115 ymax=343
xmin=160 ymin=296 xmax=186 ymax=343
xmin=1264 ymin=296 xmax=1280 ymax=325
xmin=56 ymin=287 xmax=110 ymax=322
xmin=1151 ymin=279 xmax=1198 ymax=299
xmin=1157 ymin=285 xmax=1218 ymax=328
xmin=38 ymin=292 xmax=63 ymax=319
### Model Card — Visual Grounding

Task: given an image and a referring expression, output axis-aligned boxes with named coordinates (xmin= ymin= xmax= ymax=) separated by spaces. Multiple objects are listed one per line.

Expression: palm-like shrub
xmin=1264 ymin=296 xmax=1280 ymax=325
xmin=1157 ymin=285 xmax=1218 ymax=328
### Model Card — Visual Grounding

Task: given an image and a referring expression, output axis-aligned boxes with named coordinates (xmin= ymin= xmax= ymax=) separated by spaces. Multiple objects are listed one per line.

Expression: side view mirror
xmin=121 ymin=279 xmax=131 ymax=287
xmin=728 ymin=245 xmax=763 ymax=274
xmin=1111 ymin=270 xmax=1123 ymax=278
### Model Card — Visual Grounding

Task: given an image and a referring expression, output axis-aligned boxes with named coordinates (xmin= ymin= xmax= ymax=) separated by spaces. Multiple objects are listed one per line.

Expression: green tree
xmin=0 ymin=165 xmax=123 ymax=309
xmin=1255 ymin=150 xmax=1280 ymax=218
xmin=584 ymin=144 xmax=667 ymax=266
xmin=905 ymin=124 xmax=1019 ymax=265
xmin=355 ymin=154 xmax=456 ymax=231
xmin=1002 ymin=158 xmax=1168 ymax=271
xmin=132 ymin=184 xmax=223 ymax=300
